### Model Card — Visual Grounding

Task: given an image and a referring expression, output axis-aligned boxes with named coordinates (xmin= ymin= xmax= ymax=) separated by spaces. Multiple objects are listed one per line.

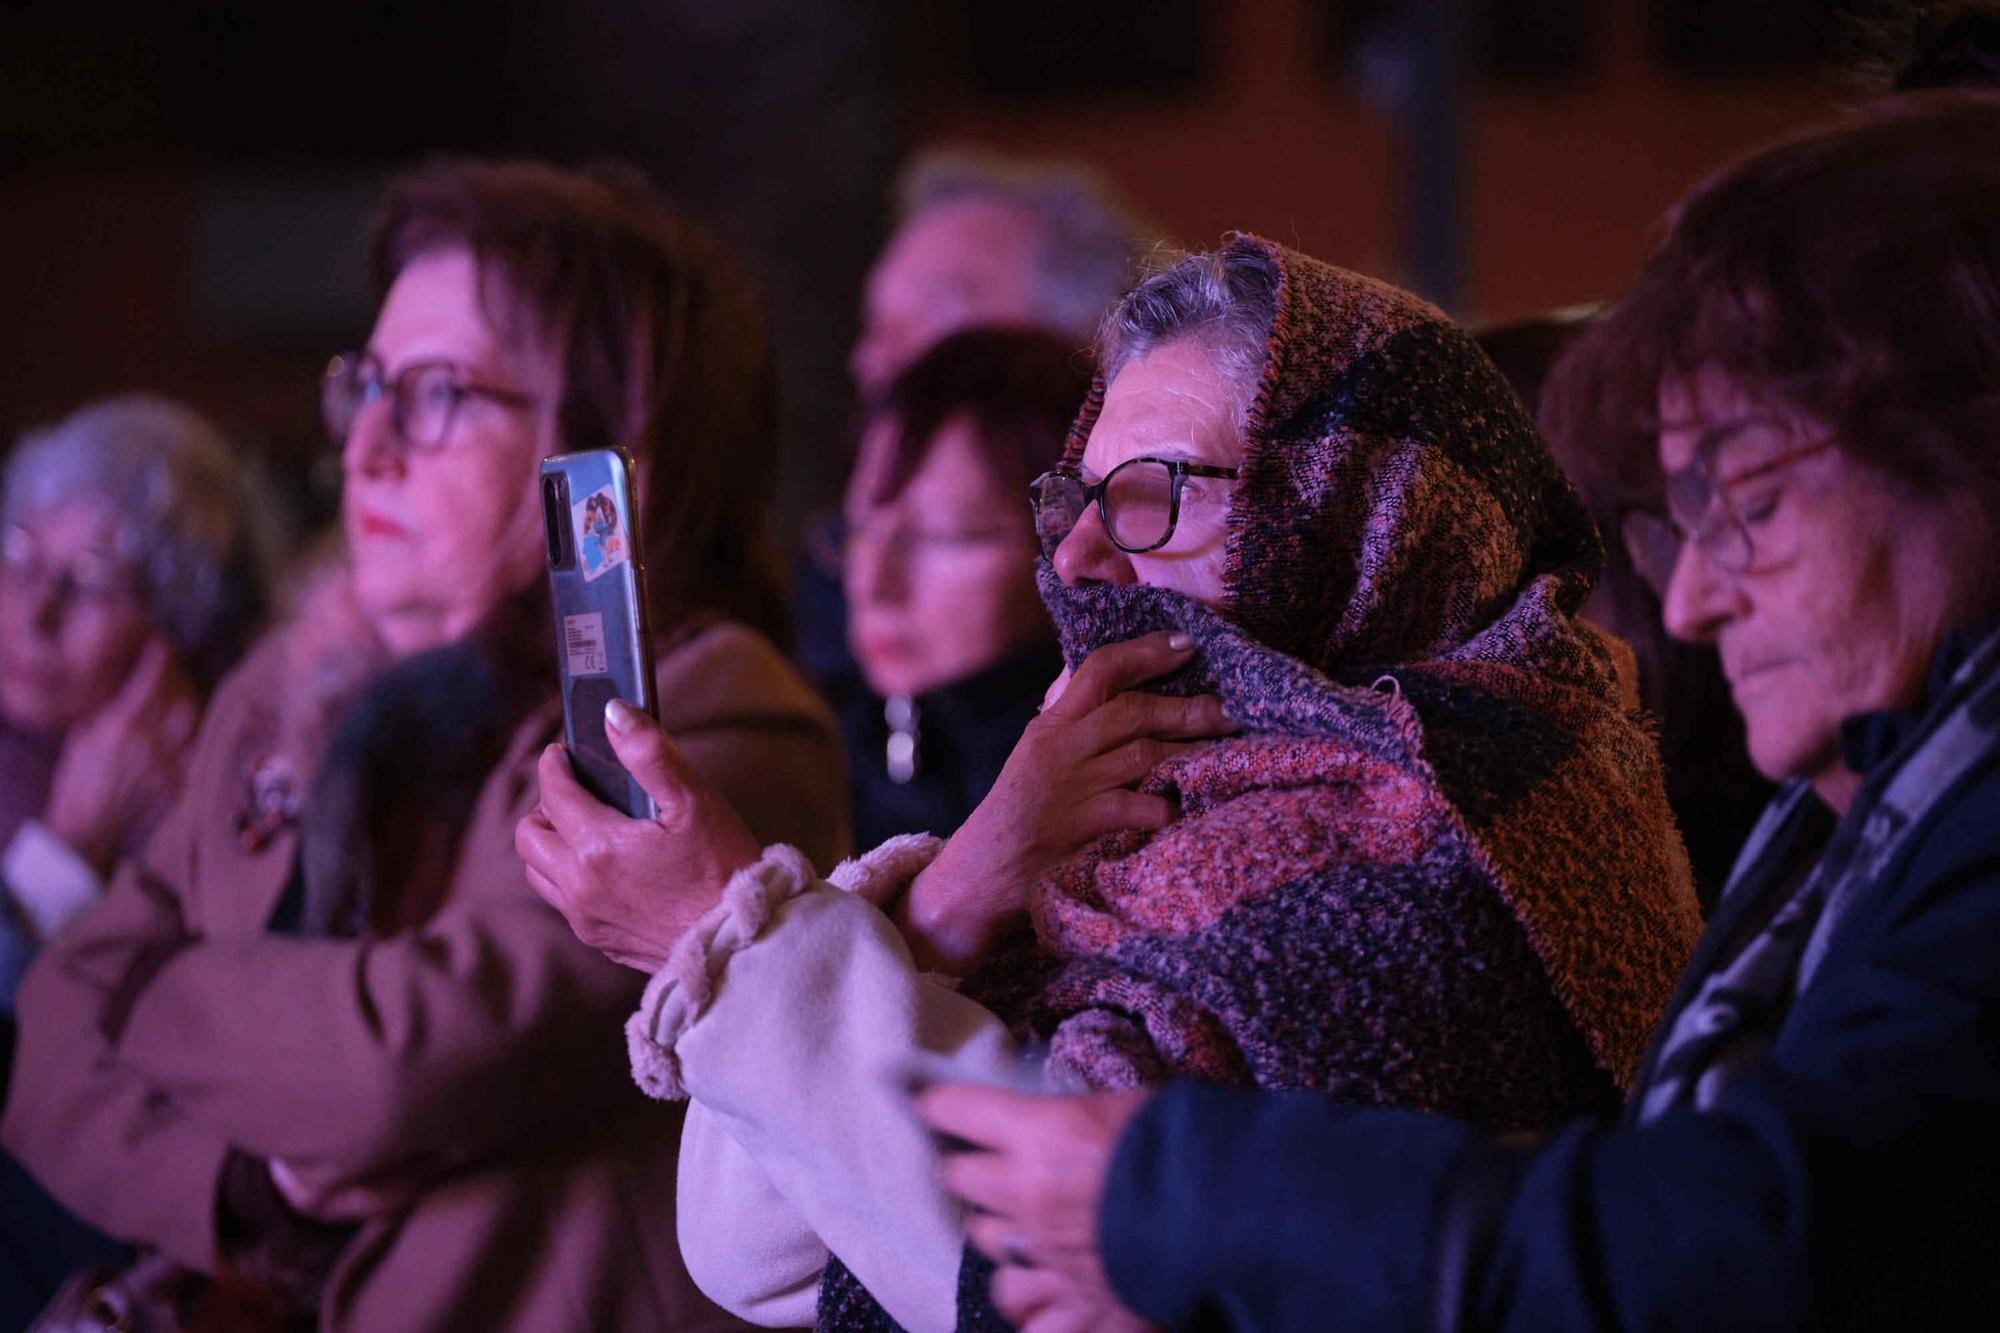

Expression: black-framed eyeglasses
xmin=1619 ymin=437 xmax=1835 ymax=596
xmin=321 ymin=352 xmax=540 ymax=453
xmin=1029 ymin=456 xmax=1239 ymax=559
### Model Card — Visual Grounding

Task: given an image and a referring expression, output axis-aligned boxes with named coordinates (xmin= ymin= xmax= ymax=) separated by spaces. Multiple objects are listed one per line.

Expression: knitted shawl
xmin=1023 ymin=236 xmax=1701 ymax=1108
xmin=816 ymin=237 xmax=1702 ymax=1331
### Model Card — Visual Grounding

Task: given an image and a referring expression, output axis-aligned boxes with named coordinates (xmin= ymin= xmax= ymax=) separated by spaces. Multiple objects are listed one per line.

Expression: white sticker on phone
xmin=563 ymin=612 xmax=609 ymax=677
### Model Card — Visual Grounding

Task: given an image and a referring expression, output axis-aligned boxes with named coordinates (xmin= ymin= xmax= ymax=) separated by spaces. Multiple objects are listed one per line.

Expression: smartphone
xmin=896 ymin=1049 xmax=1049 ymax=1157
xmin=541 ymin=448 xmax=658 ymax=820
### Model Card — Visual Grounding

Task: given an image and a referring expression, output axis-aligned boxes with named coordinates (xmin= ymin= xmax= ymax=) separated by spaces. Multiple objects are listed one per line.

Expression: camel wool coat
xmin=2 ymin=617 xmax=847 ymax=1331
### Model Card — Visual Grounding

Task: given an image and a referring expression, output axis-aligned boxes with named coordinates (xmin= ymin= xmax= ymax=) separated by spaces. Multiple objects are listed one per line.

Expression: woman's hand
xmin=898 ymin=632 xmax=1235 ymax=973
xmin=516 ymin=698 xmax=761 ymax=972
xmin=42 ymin=638 xmax=199 ymax=874
xmin=917 ymin=1083 xmax=1155 ymax=1329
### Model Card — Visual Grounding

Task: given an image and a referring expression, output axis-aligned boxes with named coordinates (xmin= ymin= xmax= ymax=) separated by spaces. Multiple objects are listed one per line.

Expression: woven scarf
xmin=1637 ymin=625 xmax=2000 ymax=1122
xmin=1020 ymin=237 xmax=1700 ymax=1104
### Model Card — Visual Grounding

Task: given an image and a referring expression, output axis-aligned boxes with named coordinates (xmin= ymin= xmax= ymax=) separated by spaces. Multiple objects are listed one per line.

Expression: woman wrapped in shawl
xmin=519 ymin=235 xmax=1704 ymax=1331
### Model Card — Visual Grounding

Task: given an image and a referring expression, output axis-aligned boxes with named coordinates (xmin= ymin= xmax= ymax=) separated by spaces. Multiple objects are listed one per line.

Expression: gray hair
xmin=1097 ymin=243 xmax=1283 ymax=412
xmin=3 ymin=395 xmax=276 ymax=691
xmin=899 ymin=149 xmax=1154 ymax=342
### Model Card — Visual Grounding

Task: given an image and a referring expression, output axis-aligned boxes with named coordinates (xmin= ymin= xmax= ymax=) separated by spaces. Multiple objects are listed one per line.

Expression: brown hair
xmin=860 ymin=326 xmax=1091 ymax=509
xmin=372 ymin=159 xmax=790 ymax=645
xmin=1545 ymin=92 xmax=2000 ymax=517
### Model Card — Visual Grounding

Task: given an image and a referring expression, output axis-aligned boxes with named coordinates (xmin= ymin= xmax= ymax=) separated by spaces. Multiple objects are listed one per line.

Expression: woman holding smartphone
xmin=2 ymin=160 xmax=845 ymax=1330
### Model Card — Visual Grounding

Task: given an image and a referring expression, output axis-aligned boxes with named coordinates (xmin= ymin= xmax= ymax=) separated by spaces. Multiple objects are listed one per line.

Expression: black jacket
xmin=1101 ymin=625 xmax=2000 ymax=1331
xmin=829 ymin=641 xmax=1059 ymax=851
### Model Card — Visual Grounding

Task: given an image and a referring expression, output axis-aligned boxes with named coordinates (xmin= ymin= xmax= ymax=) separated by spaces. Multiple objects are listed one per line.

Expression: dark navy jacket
xmin=1100 ymin=628 xmax=2000 ymax=1331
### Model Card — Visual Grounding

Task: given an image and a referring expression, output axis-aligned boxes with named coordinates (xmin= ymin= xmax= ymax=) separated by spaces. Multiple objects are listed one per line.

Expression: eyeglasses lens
xmin=1032 ymin=473 xmax=1087 ymax=559
xmin=1103 ymin=460 xmax=1174 ymax=552
xmin=400 ymin=366 xmax=459 ymax=449
xmin=1664 ymin=466 xmax=1753 ymax=574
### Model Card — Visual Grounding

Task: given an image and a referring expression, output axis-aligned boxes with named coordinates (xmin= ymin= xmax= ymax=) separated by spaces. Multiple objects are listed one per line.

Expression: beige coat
xmin=2 ymin=617 xmax=848 ymax=1330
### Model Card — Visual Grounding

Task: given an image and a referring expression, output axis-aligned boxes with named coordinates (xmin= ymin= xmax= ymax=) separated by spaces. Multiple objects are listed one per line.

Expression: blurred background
xmin=0 ymin=0 xmax=1879 ymax=541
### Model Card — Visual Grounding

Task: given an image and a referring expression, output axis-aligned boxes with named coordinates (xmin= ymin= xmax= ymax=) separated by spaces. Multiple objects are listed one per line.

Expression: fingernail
xmin=1167 ymin=633 xmax=1194 ymax=652
xmin=605 ymin=698 xmax=639 ymax=733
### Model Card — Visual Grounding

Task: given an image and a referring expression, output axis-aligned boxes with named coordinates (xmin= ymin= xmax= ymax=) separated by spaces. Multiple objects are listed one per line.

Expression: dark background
xmin=0 ymin=0 xmax=1868 ymax=544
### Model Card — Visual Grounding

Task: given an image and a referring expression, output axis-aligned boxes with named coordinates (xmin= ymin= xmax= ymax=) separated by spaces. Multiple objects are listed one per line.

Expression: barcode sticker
xmin=564 ymin=612 xmax=609 ymax=676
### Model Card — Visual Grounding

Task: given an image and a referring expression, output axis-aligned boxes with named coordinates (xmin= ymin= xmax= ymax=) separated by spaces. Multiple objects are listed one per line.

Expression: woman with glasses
xmin=0 ymin=396 xmax=271 ymax=1027
xmin=903 ymin=93 xmax=2000 ymax=1332
xmin=2 ymin=160 xmax=844 ymax=1330
xmin=520 ymin=236 xmax=1702 ymax=1330
xmin=830 ymin=327 xmax=1085 ymax=851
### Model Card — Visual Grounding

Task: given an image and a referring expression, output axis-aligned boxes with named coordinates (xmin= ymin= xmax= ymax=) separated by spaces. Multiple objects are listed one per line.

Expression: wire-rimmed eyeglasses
xmin=1620 ymin=437 xmax=1835 ymax=596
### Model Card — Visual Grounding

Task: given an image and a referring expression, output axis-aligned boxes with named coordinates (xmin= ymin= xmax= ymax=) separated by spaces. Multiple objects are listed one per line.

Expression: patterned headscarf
xmin=1031 ymin=235 xmax=1701 ymax=1096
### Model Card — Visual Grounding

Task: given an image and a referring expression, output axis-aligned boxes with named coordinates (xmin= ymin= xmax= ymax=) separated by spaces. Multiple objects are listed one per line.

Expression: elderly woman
xmin=525 ymin=232 xmax=1704 ymax=1328
xmin=1 ymin=160 xmax=844 ymax=1329
xmin=914 ymin=92 xmax=2000 ymax=1331
xmin=0 ymin=396 xmax=272 ymax=1019
xmin=834 ymin=327 xmax=1085 ymax=849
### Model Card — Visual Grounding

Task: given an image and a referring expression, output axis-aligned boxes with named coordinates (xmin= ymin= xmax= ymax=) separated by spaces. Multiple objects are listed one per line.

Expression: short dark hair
xmin=1546 ymin=92 xmax=2000 ymax=516
xmin=372 ymin=159 xmax=790 ymax=644
xmin=861 ymin=327 xmax=1091 ymax=509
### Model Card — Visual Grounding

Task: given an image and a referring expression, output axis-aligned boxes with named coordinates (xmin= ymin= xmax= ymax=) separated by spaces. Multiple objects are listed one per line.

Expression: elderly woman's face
xmin=1052 ymin=340 xmax=1241 ymax=608
xmin=843 ymin=414 xmax=1047 ymax=697
xmin=343 ymin=246 xmax=552 ymax=657
xmin=0 ymin=500 xmax=153 ymax=734
xmin=1658 ymin=367 xmax=1975 ymax=803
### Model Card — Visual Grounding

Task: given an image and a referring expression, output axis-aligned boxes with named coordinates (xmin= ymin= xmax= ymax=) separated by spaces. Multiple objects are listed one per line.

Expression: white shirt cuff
xmin=3 ymin=819 xmax=105 ymax=941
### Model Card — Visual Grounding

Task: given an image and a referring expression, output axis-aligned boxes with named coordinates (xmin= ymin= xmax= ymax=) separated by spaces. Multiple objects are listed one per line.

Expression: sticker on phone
xmin=563 ymin=612 xmax=609 ymax=676
xmin=573 ymin=484 xmax=630 ymax=582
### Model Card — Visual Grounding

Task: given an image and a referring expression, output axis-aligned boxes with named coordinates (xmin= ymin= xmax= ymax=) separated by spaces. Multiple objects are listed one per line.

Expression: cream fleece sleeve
xmin=2 ymin=818 xmax=104 ymax=941
xmin=627 ymin=836 xmax=1017 ymax=1333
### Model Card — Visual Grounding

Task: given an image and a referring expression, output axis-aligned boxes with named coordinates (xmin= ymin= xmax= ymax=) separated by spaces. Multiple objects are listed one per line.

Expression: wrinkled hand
xmin=898 ymin=633 xmax=1235 ymax=972
xmin=516 ymin=698 xmax=761 ymax=972
xmin=918 ymin=1084 xmax=1155 ymax=1328
xmin=268 ymin=1157 xmax=422 ymax=1224
xmin=43 ymin=638 xmax=199 ymax=874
